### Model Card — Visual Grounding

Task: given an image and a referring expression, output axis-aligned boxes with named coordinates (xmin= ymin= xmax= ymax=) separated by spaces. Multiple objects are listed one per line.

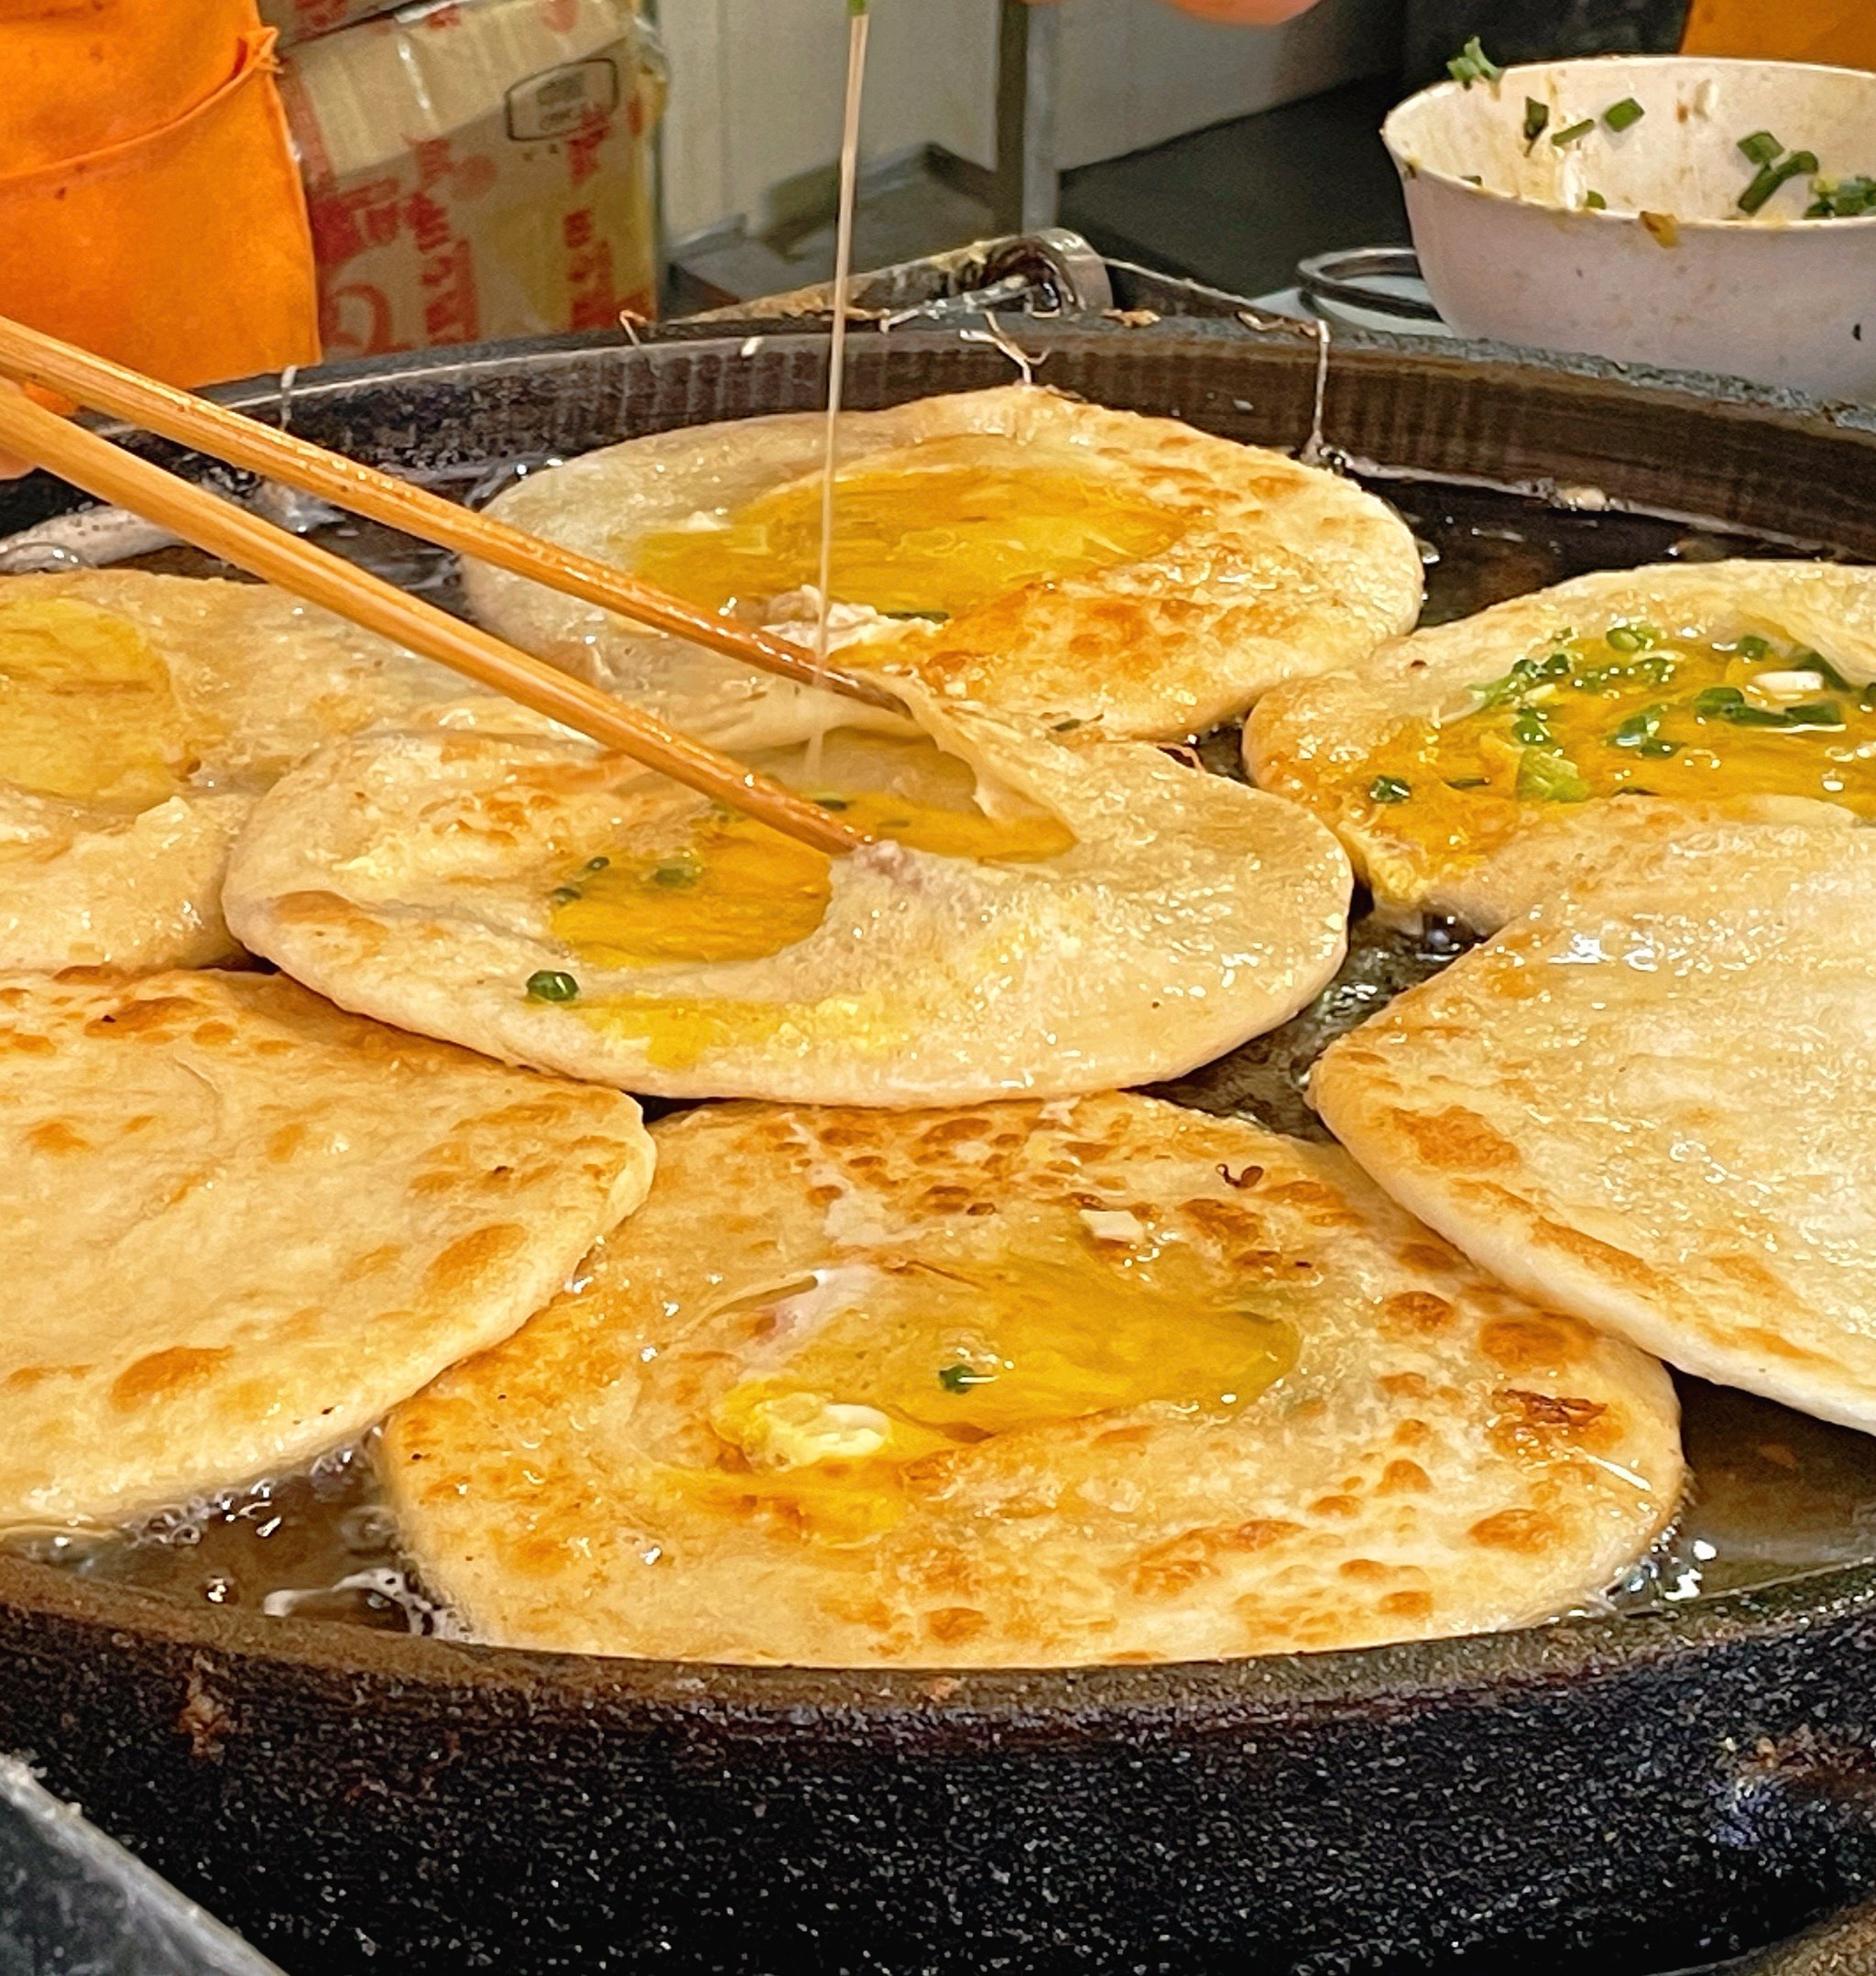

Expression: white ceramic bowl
xmin=1382 ymin=56 xmax=1876 ymax=399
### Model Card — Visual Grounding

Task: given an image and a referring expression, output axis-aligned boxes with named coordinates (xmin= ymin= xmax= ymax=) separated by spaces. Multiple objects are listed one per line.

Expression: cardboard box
xmin=279 ymin=0 xmax=663 ymax=356
xmin=256 ymin=0 xmax=401 ymax=51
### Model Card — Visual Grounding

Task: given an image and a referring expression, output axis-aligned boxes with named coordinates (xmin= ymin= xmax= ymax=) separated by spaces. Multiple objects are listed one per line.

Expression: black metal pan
xmin=7 ymin=311 xmax=1876 ymax=1976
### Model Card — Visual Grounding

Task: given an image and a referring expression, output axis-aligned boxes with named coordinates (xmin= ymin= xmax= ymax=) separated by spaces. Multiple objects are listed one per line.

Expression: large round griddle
xmin=7 ymin=320 xmax=1876 ymax=1976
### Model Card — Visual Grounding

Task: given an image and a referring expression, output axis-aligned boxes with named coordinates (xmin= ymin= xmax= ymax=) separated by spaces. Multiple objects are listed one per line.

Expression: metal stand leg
xmin=994 ymin=0 xmax=1062 ymax=234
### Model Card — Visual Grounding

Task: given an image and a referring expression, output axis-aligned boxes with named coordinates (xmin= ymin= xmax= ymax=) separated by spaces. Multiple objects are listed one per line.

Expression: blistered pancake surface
xmin=1314 ymin=820 xmax=1876 ymax=1433
xmin=222 ymin=684 xmax=1352 ymax=1105
xmin=0 ymin=969 xmax=652 ymax=1528
xmin=464 ymin=384 xmax=1423 ymax=748
xmin=385 ymin=1094 xmax=1682 ymax=1666
xmin=0 ymin=572 xmax=463 ymax=972
xmin=1246 ymin=562 xmax=1876 ymax=929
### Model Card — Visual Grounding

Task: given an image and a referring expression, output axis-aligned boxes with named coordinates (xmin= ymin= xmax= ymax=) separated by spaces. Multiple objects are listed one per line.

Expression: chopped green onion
xmin=1472 ymin=656 xmax=1543 ymax=707
xmin=1605 ymin=621 xmax=1660 ymax=651
xmin=1523 ymin=99 xmax=1551 ymax=144
xmin=1538 ymin=652 xmax=1573 ymax=677
xmin=1784 ymin=701 xmax=1845 ymax=727
xmin=814 ymin=795 xmax=852 ymax=810
xmin=1511 ymin=710 xmax=1552 ymax=746
xmin=584 ymin=856 xmax=611 ymax=872
xmin=1694 ymin=684 xmax=1747 ymax=715
xmin=1808 ymin=175 xmax=1876 ymax=219
xmin=1551 ymin=118 xmax=1597 ymax=148
xmin=1447 ymin=36 xmax=1502 ymax=87
xmin=651 ymin=855 xmax=702 ymax=889
xmin=1721 ymin=704 xmax=1794 ymax=726
xmin=1791 ymin=648 xmax=1854 ymax=691
xmin=1584 ymin=191 xmax=1608 ymax=210
xmin=549 ymin=886 xmax=582 ymax=905
xmin=1369 ymin=775 xmax=1412 ymax=804
xmin=1738 ymin=130 xmax=1783 ymax=166
xmin=1733 ymin=633 xmax=1771 ymax=660
xmin=526 ymin=970 xmax=580 ymax=1003
xmin=1052 ymin=717 xmax=1085 ymax=733
xmin=1515 ymin=749 xmax=1591 ymax=802
xmin=1638 ymin=737 xmax=1681 ymax=758
xmin=1740 ymin=149 xmax=1817 ymax=215
xmin=1609 ymin=704 xmax=1668 ymax=748
xmin=1445 ymin=775 xmax=1490 ymax=790
xmin=1604 ymin=97 xmax=1645 ymax=133
xmin=938 ymin=1364 xmax=995 ymax=1392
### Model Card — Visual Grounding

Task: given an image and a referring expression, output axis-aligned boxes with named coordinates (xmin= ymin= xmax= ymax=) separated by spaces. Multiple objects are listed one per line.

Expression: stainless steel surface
xmin=995 ymin=0 xmax=1061 ymax=234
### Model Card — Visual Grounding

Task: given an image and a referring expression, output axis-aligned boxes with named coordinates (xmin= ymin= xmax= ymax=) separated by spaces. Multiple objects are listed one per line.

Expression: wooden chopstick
xmin=0 ymin=386 xmax=869 ymax=859
xmin=0 ymin=311 xmax=909 ymax=717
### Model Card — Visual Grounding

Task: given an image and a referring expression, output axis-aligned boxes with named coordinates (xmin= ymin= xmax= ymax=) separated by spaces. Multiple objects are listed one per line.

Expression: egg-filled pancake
xmin=0 ymin=969 xmax=651 ymax=1530
xmin=221 ymin=682 xmax=1353 ymax=1105
xmin=0 ymin=571 xmax=464 ymax=973
xmin=1314 ymin=819 xmax=1876 ymax=1434
xmin=1246 ymin=562 xmax=1876 ymax=929
xmin=384 ymin=1095 xmax=1683 ymax=1665
xmin=464 ymin=384 xmax=1423 ymax=748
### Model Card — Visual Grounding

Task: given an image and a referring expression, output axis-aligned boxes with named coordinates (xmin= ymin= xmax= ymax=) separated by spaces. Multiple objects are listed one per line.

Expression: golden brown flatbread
xmin=222 ymin=682 xmax=1353 ymax=1105
xmin=0 ymin=968 xmax=652 ymax=1529
xmin=1314 ymin=818 xmax=1876 ymax=1433
xmin=384 ymin=1093 xmax=1683 ymax=1665
xmin=1246 ymin=561 xmax=1876 ymax=929
xmin=465 ymin=384 xmax=1423 ymax=748
xmin=0 ymin=571 xmax=462 ymax=972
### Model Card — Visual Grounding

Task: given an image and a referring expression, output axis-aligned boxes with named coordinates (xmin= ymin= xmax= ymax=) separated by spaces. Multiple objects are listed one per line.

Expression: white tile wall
xmin=659 ymin=0 xmax=1402 ymax=238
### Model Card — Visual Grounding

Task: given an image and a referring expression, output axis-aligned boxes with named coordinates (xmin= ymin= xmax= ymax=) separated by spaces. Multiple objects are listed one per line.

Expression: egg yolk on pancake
xmin=633 ymin=432 xmax=1183 ymax=619
xmin=547 ymin=732 xmax=1074 ymax=970
xmin=0 ymin=596 xmax=194 ymax=808
xmin=671 ymin=1239 xmax=1299 ymax=1545
xmin=1347 ymin=623 xmax=1876 ymax=853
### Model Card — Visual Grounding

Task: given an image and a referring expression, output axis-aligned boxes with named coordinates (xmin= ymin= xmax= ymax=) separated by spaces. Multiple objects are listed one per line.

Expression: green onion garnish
xmin=526 ymin=970 xmax=580 ymax=1003
xmin=584 ymin=856 xmax=611 ymax=872
xmin=1784 ymin=701 xmax=1845 ymax=727
xmin=549 ymin=886 xmax=582 ymax=905
xmin=1538 ymin=652 xmax=1573 ymax=677
xmin=1808 ymin=175 xmax=1876 ymax=219
xmin=1445 ymin=775 xmax=1490 ymax=789
xmin=1511 ymin=710 xmax=1552 ymax=746
xmin=938 ymin=1364 xmax=995 ymax=1392
xmin=1802 ymin=651 xmax=1855 ymax=691
xmin=1515 ymin=749 xmax=1591 ymax=802
xmin=1694 ymin=684 xmax=1747 ymax=715
xmin=1740 ymin=150 xmax=1817 ymax=215
xmin=1369 ymin=775 xmax=1412 ymax=803
xmin=1733 ymin=633 xmax=1771 ymax=660
xmin=1447 ymin=36 xmax=1502 ymax=87
xmin=650 ymin=854 xmax=703 ymax=889
xmin=1551 ymin=118 xmax=1597 ymax=148
xmin=1609 ymin=704 xmax=1667 ymax=748
xmin=814 ymin=795 xmax=852 ymax=809
xmin=1604 ymin=98 xmax=1645 ymax=133
xmin=1584 ymin=191 xmax=1608 ymax=210
xmin=1605 ymin=621 xmax=1659 ymax=652
xmin=1738 ymin=130 xmax=1784 ymax=166
xmin=1523 ymin=99 xmax=1551 ymax=144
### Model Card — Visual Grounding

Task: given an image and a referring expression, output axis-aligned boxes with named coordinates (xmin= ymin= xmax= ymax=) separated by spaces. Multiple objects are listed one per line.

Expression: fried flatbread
xmin=0 ymin=572 xmax=462 ymax=972
xmin=1314 ymin=819 xmax=1876 ymax=1433
xmin=465 ymin=384 xmax=1423 ymax=748
xmin=222 ymin=683 xmax=1352 ymax=1105
xmin=0 ymin=969 xmax=652 ymax=1529
xmin=384 ymin=1094 xmax=1682 ymax=1666
xmin=1246 ymin=562 xmax=1876 ymax=929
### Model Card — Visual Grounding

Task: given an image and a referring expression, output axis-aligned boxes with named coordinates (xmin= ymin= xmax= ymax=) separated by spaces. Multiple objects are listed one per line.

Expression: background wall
xmin=657 ymin=0 xmax=1403 ymax=240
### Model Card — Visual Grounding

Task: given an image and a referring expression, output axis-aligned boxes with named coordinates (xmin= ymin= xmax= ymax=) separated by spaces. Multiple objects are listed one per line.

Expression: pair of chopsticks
xmin=0 ymin=314 xmax=900 ymax=858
